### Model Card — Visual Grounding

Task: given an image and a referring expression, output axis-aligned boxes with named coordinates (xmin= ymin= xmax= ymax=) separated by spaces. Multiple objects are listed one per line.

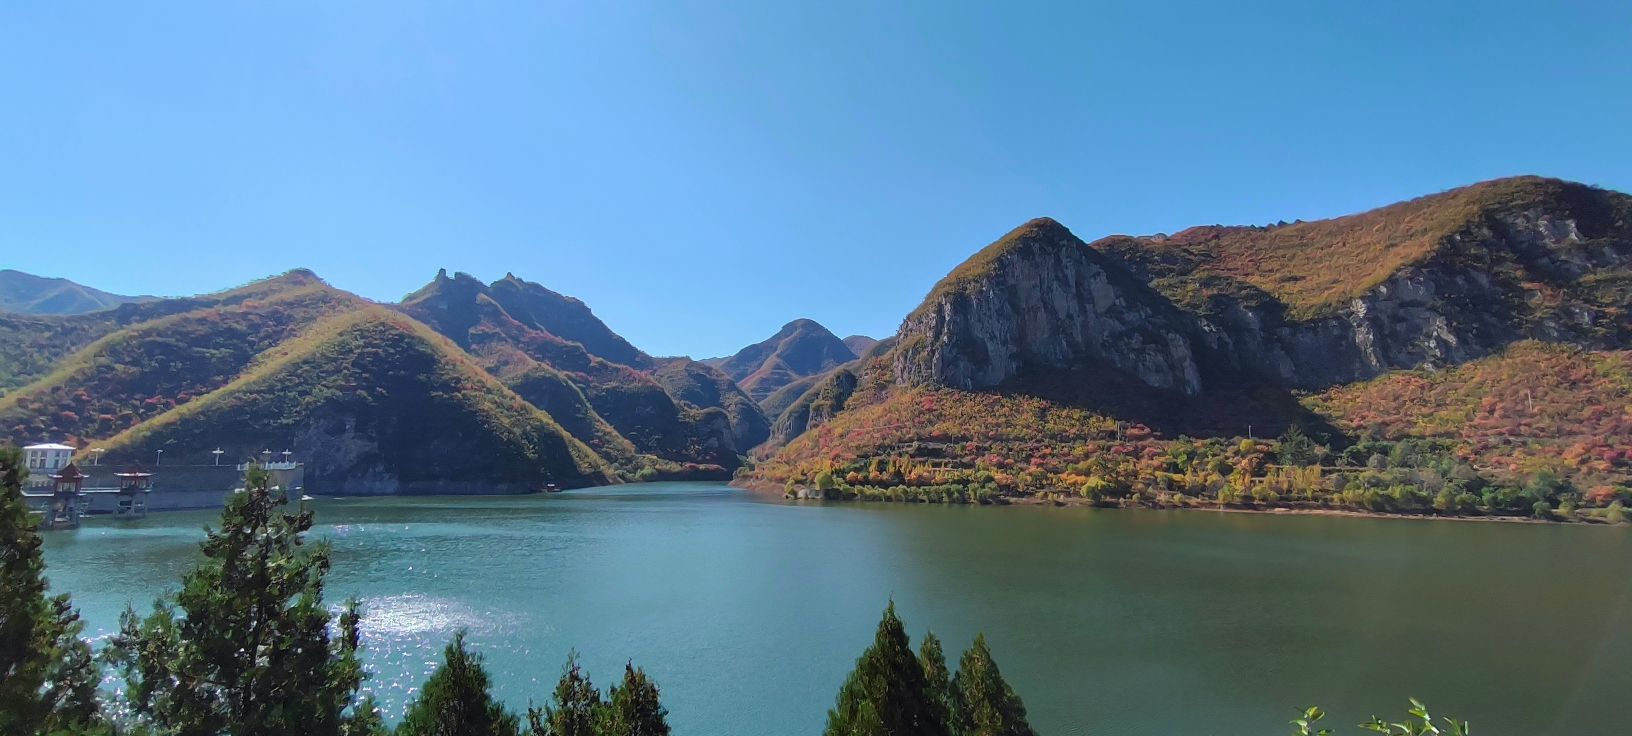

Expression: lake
xmin=39 ymin=482 xmax=1632 ymax=735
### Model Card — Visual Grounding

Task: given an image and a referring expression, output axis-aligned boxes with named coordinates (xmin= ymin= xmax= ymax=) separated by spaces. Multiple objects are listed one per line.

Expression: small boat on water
xmin=543 ymin=483 xmax=561 ymax=493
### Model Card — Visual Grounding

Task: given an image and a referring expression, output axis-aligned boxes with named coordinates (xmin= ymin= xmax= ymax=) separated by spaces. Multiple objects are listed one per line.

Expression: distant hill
xmin=842 ymin=335 xmax=879 ymax=355
xmin=399 ymin=270 xmax=767 ymax=474
xmin=0 ymin=269 xmax=155 ymax=315
xmin=711 ymin=319 xmax=858 ymax=404
xmin=94 ymin=309 xmax=614 ymax=493
xmin=0 ymin=269 xmax=329 ymax=393
xmin=749 ymin=176 xmax=1632 ymax=521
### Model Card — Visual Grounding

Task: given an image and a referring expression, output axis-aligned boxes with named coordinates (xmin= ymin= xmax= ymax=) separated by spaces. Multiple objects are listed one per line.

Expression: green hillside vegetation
xmin=712 ymin=319 xmax=858 ymax=404
xmin=487 ymin=272 xmax=653 ymax=369
xmin=0 ymin=285 xmax=363 ymax=446
xmin=505 ymin=363 xmax=643 ymax=470
xmin=402 ymin=270 xmax=748 ymax=476
xmin=752 ymin=349 xmax=1626 ymax=521
xmin=1306 ymin=342 xmax=1632 ymax=495
xmin=0 ymin=269 xmax=155 ymax=315
xmin=760 ymin=371 xmax=826 ymax=422
xmin=651 ymin=357 xmax=771 ymax=450
xmin=1091 ymin=176 xmax=1632 ymax=319
xmin=764 ymin=365 xmax=862 ymax=451
xmin=0 ymin=269 xmax=328 ymax=392
xmin=94 ymin=308 xmax=613 ymax=490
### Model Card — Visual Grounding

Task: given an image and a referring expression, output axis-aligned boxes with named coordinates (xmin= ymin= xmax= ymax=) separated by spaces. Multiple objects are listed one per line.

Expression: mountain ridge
xmin=749 ymin=175 xmax=1632 ymax=521
xmin=0 ymin=269 xmax=157 ymax=316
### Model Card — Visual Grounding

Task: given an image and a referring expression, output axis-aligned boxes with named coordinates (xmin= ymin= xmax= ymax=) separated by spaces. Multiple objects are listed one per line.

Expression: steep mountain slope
xmin=712 ymin=319 xmax=858 ymax=403
xmin=650 ymin=358 xmax=771 ymax=451
xmin=400 ymin=270 xmax=758 ymax=473
xmin=0 ymin=283 xmax=364 ymax=446
xmin=95 ymin=309 xmax=613 ymax=493
xmin=0 ymin=271 xmax=331 ymax=394
xmin=1305 ymin=341 xmax=1632 ymax=489
xmin=894 ymin=218 xmax=1204 ymax=395
xmin=750 ymin=176 xmax=1632 ymax=520
xmin=1094 ymin=176 xmax=1632 ymax=388
xmin=760 ymin=337 xmax=898 ymax=449
xmin=842 ymin=335 xmax=879 ymax=356
xmin=0 ymin=269 xmax=156 ymax=315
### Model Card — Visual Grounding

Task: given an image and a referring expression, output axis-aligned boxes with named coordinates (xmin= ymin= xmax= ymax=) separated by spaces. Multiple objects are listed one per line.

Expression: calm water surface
xmin=40 ymin=482 xmax=1632 ymax=735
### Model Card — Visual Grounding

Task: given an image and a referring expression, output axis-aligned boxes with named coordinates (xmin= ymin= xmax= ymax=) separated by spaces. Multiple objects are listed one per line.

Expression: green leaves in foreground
xmin=106 ymin=465 xmax=372 ymax=736
xmin=1293 ymin=699 xmax=1471 ymax=736
xmin=0 ymin=447 xmax=104 ymax=735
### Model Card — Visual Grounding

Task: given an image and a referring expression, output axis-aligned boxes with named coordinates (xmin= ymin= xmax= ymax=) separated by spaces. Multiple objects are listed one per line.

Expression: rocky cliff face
xmin=1173 ymin=208 xmax=1632 ymax=389
xmin=887 ymin=180 xmax=1632 ymax=400
xmin=892 ymin=218 xmax=1204 ymax=395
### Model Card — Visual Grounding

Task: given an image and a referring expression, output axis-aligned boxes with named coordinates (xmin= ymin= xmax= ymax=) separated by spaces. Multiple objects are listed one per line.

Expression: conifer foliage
xmin=396 ymin=632 xmax=521 ymax=736
xmin=0 ymin=447 xmax=104 ymax=735
xmin=526 ymin=655 xmax=671 ymax=736
xmin=825 ymin=604 xmax=1036 ymax=736
xmin=107 ymin=465 xmax=371 ymax=736
xmin=950 ymin=636 xmax=1035 ymax=736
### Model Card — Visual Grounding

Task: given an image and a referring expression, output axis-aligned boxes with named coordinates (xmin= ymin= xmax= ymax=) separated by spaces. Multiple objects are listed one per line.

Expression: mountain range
xmin=4 ymin=175 xmax=1630 ymax=509
xmin=0 ymin=269 xmax=155 ymax=315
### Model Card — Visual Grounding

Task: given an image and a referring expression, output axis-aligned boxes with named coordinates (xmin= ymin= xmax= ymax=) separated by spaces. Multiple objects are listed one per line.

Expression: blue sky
xmin=2 ymin=2 xmax=1629 ymax=358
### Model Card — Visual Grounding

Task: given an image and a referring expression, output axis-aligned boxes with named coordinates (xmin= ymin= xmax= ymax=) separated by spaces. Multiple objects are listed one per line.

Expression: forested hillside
xmin=749 ymin=176 xmax=1632 ymax=523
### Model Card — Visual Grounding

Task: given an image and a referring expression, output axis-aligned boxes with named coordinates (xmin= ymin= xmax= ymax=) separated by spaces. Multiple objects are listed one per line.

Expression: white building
xmin=23 ymin=443 xmax=76 ymax=476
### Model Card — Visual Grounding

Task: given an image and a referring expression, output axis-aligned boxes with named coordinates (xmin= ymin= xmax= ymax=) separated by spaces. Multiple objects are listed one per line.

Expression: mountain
xmin=0 ymin=269 xmax=156 ymax=315
xmin=0 ymin=277 xmax=363 ymax=443
xmin=1306 ymin=341 xmax=1632 ymax=489
xmin=0 ymin=272 xmax=613 ymax=492
xmin=93 ymin=309 xmax=613 ymax=493
xmin=750 ymin=176 xmax=1632 ymax=519
xmin=0 ymin=269 xmax=332 ymax=394
xmin=842 ymin=335 xmax=879 ymax=355
xmin=711 ymin=319 xmax=858 ymax=404
xmin=399 ymin=270 xmax=766 ymax=473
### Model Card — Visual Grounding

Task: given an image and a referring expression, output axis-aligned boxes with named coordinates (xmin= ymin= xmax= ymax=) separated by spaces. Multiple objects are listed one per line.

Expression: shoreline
xmin=730 ymin=479 xmax=1623 ymax=527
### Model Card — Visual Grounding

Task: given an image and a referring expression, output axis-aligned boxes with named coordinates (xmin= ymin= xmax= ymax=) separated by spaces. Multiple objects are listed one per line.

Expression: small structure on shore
xmin=113 ymin=465 xmax=153 ymax=518
xmin=23 ymin=442 xmax=75 ymax=487
xmin=36 ymin=463 xmax=88 ymax=530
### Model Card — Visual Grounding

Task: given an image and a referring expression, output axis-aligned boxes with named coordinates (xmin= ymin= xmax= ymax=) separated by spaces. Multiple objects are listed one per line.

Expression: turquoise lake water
xmin=38 ymin=482 xmax=1632 ymax=735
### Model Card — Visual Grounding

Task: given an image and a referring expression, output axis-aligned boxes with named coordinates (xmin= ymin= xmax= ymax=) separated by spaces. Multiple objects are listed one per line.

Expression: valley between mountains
xmin=4 ymin=175 xmax=1631 ymax=521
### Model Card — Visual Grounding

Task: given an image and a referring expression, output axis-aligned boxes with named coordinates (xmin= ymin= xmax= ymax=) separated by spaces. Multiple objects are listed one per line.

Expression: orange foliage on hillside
xmin=1307 ymin=342 xmax=1632 ymax=484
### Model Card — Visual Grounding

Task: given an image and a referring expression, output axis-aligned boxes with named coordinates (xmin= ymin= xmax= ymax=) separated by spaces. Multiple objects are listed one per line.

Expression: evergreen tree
xmin=397 ymin=631 xmax=520 ymax=736
xmin=529 ymin=653 xmax=603 ymax=736
xmin=950 ymin=635 xmax=1035 ymax=736
xmin=107 ymin=465 xmax=370 ymax=736
xmin=0 ymin=447 xmax=104 ymax=734
xmin=823 ymin=602 xmax=948 ymax=736
xmin=601 ymin=662 xmax=670 ymax=736
xmin=343 ymin=695 xmax=390 ymax=736
xmin=918 ymin=632 xmax=952 ymax=731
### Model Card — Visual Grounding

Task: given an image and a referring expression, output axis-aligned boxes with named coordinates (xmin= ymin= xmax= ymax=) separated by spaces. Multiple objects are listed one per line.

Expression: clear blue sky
xmin=3 ymin=2 xmax=1629 ymax=358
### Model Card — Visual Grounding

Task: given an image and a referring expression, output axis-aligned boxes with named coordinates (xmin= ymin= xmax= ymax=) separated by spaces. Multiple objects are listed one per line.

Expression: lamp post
xmin=212 ymin=448 xmax=224 ymax=466
xmin=155 ymin=449 xmax=163 ymax=467
xmin=281 ymin=450 xmax=292 ymax=465
xmin=90 ymin=448 xmax=105 ymax=466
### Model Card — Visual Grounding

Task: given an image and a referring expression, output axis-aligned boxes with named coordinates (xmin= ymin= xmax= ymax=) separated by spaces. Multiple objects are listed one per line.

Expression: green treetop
xmin=397 ymin=631 xmax=521 ymax=736
xmin=950 ymin=635 xmax=1035 ymax=736
xmin=823 ymin=602 xmax=949 ymax=736
xmin=918 ymin=632 xmax=953 ymax=731
xmin=601 ymin=662 xmax=671 ymax=736
xmin=0 ymin=447 xmax=104 ymax=735
xmin=107 ymin=464 xmax=371 ymax=736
